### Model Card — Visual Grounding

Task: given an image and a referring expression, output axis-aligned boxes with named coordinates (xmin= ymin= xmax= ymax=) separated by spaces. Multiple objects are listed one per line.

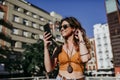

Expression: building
xmin=0 ymin=0 xmax=13 ymax=73
xmin=105 ymin=0 xmax=120 ymax=76
xmin=50 ymin=11 xmax=63 ymax=42
xmin=0 ymin=0 xmax=63 ymax=74
xmin=93 ymin=23 xmax=114 ymax=76
xmin=0 ymin=1 xmax=12 ymax=48
xmin=86 ymin=38 xmax=97 ymax=76
xmin=0 ymin=0 xmax=62 ymax=53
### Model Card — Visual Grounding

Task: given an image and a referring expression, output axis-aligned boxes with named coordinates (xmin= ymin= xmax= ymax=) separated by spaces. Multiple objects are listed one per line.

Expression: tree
xmin=21 ymin=40 xmax=45 ymax=77
xmin=21 ymin=39 xmax=60 ymax=78
xmin=0 ymin=46 xmax=23 ymax=78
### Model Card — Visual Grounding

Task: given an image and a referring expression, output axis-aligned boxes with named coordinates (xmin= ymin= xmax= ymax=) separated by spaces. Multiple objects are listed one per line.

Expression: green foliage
xmin=0 ymin=46 xmax=23 ymax=78
xmin=21 ymin=40 xmax=45 ymax=76
xmin=0 ymin=39 xmax=60 ymax=78
xmin=21 ymin=39 xmax=59 ymax=78
xmin=0 ymin=47 xmax=9 ymax=63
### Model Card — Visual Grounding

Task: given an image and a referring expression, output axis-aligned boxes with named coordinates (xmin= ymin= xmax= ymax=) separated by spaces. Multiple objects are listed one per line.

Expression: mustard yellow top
xmin=58 ymin=48 xmax=84 ymax=73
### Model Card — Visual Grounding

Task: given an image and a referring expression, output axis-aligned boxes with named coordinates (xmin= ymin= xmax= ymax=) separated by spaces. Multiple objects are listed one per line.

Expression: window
xmin=13 ymin=15 xmax=20 ymax=23
xmin=14 ymin=5 xmax=21 ymax=11
xmin=92 ymin=53 xmax=94 ymax=57
xmin=23 ymin=31 xmax=31 ymax=38
xmin=39 ymin=25 xmax=43 ymax=30
xmin=104 ymin=43 xmax=108 ymax=46
xmin=106 ymin=58 xmax=110 ymax=67
xmin=39 ymin=34 xmax=43 ymax=39
xmin=24 ymin=9 xmax=30 ymax=15
xmin=0 ymin=25 xmax=2 ymax=32
xmin=23 ymin=19 xmax=29 ymax=26
xmin=55 ymin=26 xmax=60 ymax=32
xmin=97 ymin=44 xmax=101 ymax=47
xmin=56 ymin=35 xmax=61 ymax=39
xmin=32 ymin=13 xmax=37 ymax=18
xmin=34 ymin=35 xmax=39 ymax=39
xmin=22 ymin=42 xmax=27 ymax=48
xmin=31 ymin=33 xmax=39 ymax=39
xmin=13 ymin=29 xmax=19 ymax=35
xmin=100 ymin=59 xmax=103 ymax=68
xmin=0 ymin=12 xmax=4 ymax=19
xmin=105 ymin=49 xmax=109 ymax=53
xmin=39 ymin=16 xmax=45 ymax=22
xmin=103 ymin=34 xmax=107 ymax=39
xmin=32 ymin=22 xmax=38 ymax=28
xmin=93 ymin=66 xmax=96 ymax=70
xmin=23 ymin=31 xmax=28 ymax=37
xmin=97 ymin=36 xmax=100 ymax=40
xmin=15 ymin=42 xmax=21 ymax=48
xmin=89 ymin=66 xmax=92 ymax=70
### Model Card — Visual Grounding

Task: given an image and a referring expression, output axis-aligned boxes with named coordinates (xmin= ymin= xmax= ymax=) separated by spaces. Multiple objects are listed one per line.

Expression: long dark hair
xmin=60 ymin=17 xmax=91 ymax=52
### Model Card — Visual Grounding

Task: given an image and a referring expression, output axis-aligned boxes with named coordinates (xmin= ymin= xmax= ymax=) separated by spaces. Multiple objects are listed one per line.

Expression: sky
xmin=26 ymin=0 xmax=107 ymax=38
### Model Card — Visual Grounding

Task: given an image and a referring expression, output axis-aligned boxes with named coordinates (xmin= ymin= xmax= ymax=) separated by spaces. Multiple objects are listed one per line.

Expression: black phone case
xmin=44 ymin=23 xmax=51 ymax=33
xmin=43 ymin=23 xmax=60 ymax=47
xmin=43 ymin=23 xmax=53 ymax=41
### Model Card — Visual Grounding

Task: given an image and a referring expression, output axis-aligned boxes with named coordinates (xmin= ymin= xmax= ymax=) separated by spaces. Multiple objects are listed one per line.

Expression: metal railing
xmin=0 ymin=77 xmax=120 ymax=80
xmin=86 ymin=77 xmax=120 ymax=80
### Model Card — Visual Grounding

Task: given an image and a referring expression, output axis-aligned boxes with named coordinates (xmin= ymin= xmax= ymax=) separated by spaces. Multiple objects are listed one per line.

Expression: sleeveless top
xmin=58 ymin=48 xmax=84 ymax=73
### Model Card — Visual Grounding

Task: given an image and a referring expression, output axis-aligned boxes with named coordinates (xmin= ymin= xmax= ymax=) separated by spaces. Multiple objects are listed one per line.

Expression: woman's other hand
xmin=74 ymin=29 xmax=83 ymax=41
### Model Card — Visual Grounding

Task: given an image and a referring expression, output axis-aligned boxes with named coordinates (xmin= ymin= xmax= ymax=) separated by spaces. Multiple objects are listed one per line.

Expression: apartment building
xmin=0 ymin=1 xmax=13 ymax=48
xmin=94 ymin=23 xmax=114 ymax=76
xmin=105 ymin=0 xmax=120 ymax=76
xmin=0 ymin=0 xmax=62 ymax=53
xmin=0 ymin=2 xmax=13 ymax=71
xmin=86 ymin=38 xmax=97 ymax=76
xmin=50 ymin=11 xmax=63 ymax=42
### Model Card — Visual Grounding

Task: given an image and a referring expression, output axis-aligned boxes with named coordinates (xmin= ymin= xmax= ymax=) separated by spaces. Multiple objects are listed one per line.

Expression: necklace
xmin=66 ymin=44 xmax=73 ymax=73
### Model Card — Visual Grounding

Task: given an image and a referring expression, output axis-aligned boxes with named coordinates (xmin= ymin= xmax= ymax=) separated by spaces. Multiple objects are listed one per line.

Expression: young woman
xmin=43 ymin=17 xmax=91 ymax=80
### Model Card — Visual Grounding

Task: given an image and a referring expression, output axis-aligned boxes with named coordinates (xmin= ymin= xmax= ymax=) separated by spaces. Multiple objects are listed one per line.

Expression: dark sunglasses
xmin=59 ymin=24 xmax=70 ymax=30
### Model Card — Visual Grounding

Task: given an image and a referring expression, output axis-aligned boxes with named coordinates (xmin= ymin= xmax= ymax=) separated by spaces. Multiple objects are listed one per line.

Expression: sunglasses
xmin=59 ymin=24 xmax=70 ymax=30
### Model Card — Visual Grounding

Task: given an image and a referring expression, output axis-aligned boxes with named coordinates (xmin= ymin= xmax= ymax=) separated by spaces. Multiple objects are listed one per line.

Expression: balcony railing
xmin=1 ymin=76 xmax=120 ymax=80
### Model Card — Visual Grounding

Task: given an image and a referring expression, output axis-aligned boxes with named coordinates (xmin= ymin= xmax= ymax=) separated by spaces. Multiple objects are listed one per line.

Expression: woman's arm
xmin=44 ymin=46 xmax=58 ymax=73
xmin=44 ymin=46 xmax=52 ymax=72
xmin=77 ymin=30 xmax=91 ymax=63
xmin=43 ymin=32 xmax=57 ymax=73
xmin=79 ymin=42 xmax=91 ymax=63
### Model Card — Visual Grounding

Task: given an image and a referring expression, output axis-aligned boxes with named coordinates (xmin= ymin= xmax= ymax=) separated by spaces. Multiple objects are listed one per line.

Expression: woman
xmin=43 ymin=17 xmax=91 ymax=80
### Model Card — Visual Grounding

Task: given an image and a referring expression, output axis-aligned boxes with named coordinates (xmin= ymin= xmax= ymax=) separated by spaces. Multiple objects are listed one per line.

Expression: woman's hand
xmin=43 ymin=32 xmax=52 ymax=47
xmin=74 ymin=29 xmax=83 ymax=41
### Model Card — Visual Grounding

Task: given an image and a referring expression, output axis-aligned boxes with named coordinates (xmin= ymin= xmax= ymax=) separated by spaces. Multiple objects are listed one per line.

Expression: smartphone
xmin=43 ymin=23 xmax=60 ymax=47
xmin=44 ymin=23 xmax=51 ymax=34
xmin=43 ymin=23 xmax=53 ymax=41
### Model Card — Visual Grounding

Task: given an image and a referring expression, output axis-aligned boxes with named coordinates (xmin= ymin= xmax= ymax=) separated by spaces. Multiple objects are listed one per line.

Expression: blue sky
xmin=26 ymin=0 xmax=107 ymax=38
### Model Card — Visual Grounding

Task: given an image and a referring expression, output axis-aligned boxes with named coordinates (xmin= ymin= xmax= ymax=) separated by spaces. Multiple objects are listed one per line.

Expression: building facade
xmin=94 ymin=23 xmax=114 ymax=76
xmin=0 ymin=0 xmax=62 ymax=53
xmin=0 ymin=1 xmax=12 ymax=49
xmin=0 ymin=0 xmax=63 ymax=74
xmin=105 ymin=0 xmax=120 ymax=76
xmin=86 ymin=38 xmax=97 ymax=76
xmin=50 ymin=11 xmax=63 ymax=43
